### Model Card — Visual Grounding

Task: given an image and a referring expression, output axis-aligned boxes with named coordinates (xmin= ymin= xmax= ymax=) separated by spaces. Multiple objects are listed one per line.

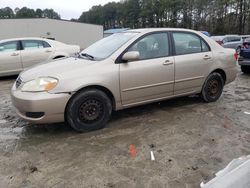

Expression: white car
xmin=0 ymin=37 xmax=80 ymax=76
xmin=211 ymin=35 xmax=250 ymax=53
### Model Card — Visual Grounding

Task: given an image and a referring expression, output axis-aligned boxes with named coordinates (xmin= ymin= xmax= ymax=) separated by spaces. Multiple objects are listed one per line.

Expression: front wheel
xmin=201 ymin=73 xmax=224 ymax=102
xmin=65 ymin=89 xmax=112 ymax=132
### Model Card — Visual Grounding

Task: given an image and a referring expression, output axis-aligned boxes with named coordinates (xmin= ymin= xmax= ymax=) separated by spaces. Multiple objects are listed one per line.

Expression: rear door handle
xmin=11 ymin=53 xmax=19 ymax=56
xmin=203 ymin=55 xmax=212 ymax=60
xmin=45 ymin=50 xmax=52 ymax=53
xmin=163 ymin=60 xmax=173 ymax=66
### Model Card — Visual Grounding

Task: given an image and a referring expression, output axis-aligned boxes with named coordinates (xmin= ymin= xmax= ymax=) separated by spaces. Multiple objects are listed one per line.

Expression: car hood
xmin=20 ymin=57 xmax=97 ymax=82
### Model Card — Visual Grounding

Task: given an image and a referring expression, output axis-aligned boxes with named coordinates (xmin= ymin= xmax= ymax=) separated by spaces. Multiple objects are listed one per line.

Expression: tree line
xmin=1 ymin=1 xmax=249 ymax=35
xmin=0 ymin=7 xmax=60 ymax=19
xmin=78 ymin=0 xmax=250 ymax=35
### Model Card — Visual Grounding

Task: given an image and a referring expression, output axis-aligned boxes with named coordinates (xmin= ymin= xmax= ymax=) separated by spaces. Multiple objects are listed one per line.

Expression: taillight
xmin=234 ymin=52 xmax=238 ymax=60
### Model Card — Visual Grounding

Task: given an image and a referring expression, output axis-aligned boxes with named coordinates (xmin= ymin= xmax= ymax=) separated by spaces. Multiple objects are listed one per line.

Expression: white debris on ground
xmin=150 ymin=151 xmax=155 ymax=161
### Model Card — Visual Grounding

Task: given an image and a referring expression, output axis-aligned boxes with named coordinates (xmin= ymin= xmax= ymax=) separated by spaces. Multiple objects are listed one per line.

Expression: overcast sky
xmin=1 ymin=0 xmax=120 ymax=20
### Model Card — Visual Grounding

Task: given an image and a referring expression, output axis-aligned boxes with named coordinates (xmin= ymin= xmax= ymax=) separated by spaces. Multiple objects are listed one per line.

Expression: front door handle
xmin=163 ymin=60 xmax=173 ymax=66
xmin=11 ymin=53 xmax=19 ymax=56
xmin=203 ymin=55 xmax=212 ymax=60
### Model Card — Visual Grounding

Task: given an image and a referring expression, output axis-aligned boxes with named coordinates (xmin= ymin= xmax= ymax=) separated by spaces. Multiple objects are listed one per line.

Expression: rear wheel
xmin=201 ymin=73 xmax=224 ymax=102
xmin=241 ymin=65 xmax=250 ymax=74
xmin=53 ymin=56 xmax=65 ymax=59
xmin=65 ymin=89 xmax=112 ymax=132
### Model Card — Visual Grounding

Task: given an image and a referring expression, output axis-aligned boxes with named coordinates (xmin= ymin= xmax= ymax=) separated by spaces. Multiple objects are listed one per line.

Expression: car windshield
xmin=80 ymin=32 xmax=138 ymax=61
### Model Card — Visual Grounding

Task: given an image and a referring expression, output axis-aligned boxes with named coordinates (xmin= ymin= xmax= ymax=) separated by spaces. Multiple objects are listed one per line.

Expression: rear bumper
xmin=225 ymin=66 xmax=238 ymax=84
xmin=11 ymin=85 xmax=71 ymax=124
xmin=238 ymin=59 xmax=250 ymax=66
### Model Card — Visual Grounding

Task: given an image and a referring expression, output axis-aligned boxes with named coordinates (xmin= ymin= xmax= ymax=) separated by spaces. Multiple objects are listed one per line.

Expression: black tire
xmin=53 ymin=56 xmax=65 ymax=59
xmin=241 ymin=65 xmax=250 ymax=74
xmin=65 ymin=89 xmax=112 ymax=132
xmin=201 ymin=72 xmax=224 ymax=102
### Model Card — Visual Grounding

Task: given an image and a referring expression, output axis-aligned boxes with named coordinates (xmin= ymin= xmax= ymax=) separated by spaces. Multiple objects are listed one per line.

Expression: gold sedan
xmin=11 ymin=28 xmax=237 ymax=132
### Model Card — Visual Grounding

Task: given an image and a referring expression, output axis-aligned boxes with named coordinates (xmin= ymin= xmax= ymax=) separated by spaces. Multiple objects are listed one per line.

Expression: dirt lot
xmin=0 ymin=71 xmax=250 ymax=188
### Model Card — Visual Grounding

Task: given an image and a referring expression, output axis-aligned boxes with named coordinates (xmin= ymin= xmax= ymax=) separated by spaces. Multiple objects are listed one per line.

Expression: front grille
xmin=16 ymin=77 xmax=22 ymax=89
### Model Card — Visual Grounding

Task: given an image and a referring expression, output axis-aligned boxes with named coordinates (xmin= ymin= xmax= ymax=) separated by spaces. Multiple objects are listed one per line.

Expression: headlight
xmin=21 ymin=77 xmax=58 ymax=92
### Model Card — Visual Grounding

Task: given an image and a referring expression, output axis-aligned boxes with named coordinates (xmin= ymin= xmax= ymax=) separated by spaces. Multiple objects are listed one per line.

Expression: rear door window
xmin=22 ymin=40 xmax=44 ymax=50
xmin=227 ymin=37 xmax=241 ymax=42
xmin=173 ymin=32 xmax=209 ymax=55
xmin=232 ymin=37 xmax=241 ymax=42
xmin=226 ymin=37 xmax=233 ymax=42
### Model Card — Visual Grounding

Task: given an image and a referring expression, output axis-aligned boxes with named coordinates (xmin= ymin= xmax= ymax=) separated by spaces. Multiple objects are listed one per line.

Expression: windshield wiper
xmin=79 ymin=53 xmax=95 ymax=60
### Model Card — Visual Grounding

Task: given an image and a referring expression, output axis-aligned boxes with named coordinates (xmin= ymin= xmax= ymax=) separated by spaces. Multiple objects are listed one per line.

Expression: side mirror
xmin=122 ymin=51 xmax=140 ymax=62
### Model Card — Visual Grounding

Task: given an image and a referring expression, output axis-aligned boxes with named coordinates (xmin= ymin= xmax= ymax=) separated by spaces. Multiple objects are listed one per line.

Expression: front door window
xmin=127 ymin=33 xmax=170 ymax=60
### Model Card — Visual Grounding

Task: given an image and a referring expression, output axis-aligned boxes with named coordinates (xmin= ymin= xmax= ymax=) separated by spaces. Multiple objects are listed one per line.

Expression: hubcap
xmin=78 ymin=99 xmax=104 ymax=123
xmin=207 ymin=79 xmax=219 ymax=97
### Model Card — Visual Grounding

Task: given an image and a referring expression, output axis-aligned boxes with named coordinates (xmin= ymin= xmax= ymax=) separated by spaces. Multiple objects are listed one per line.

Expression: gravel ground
xmin=0 ymin=71 xmax=250 ymax=188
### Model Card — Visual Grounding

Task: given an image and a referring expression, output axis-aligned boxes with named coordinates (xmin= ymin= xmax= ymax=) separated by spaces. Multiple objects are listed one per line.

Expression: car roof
xmin=0 ymin=37 xmax=67 ymax=47
xmin=211 ymin=36 xmax=224 ymax=38
xmin=225 ymin=35 xmax=240 ymax=37
xmin=0 ymin=37 xmax=53 ymax=43
xmin=211 ymin=36 xmax=224 ymax=39
xmin=126 ymin=28 xmax=200 ymax=34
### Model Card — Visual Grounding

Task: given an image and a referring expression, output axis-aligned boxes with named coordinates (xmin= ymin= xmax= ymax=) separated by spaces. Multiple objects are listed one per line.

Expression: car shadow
xmin=2 ymin=94 xmax=205 ymax=150
xmin=18 ymin=95 xmax=203 ymax=139
xmin=110 ymin=95 xmax=203 ymax=122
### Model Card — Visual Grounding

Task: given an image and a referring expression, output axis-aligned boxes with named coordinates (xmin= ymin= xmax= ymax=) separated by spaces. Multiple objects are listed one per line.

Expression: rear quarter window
xmin=42 ymin=41 xmax=51 ymax=48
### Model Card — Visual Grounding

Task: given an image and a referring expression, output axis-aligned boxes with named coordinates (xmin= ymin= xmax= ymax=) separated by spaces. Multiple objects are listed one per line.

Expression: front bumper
xmin=11 ymin=85 xmax=71 ymax=124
